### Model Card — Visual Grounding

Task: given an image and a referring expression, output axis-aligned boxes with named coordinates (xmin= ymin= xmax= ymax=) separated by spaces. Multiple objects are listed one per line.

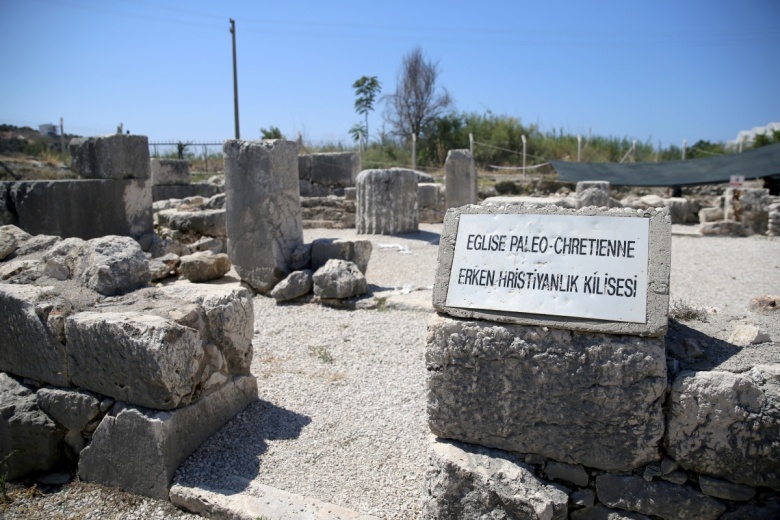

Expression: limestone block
xmin=12 ymin=234 xmax=60 ymax=257
xmin=0 ymin=373 xmax=64 ymax=480
xmin=415 ymin=170 xmax=435 ymax=183
xmin=36 ymin=387 xmax=102 ymax=432
xmin=0 ymin=185 xmax=15 ymax=226
xmin=724 ymin=187 xmax=771 ymax=234
xmin=700 ymin=220 xmax=751 ymax=236
xmin=156 ymin=209 xmax=226 ymax=238
xmin=666 ymin=366 xmax=780 ymax=490
xmin=65 ymin=312 xmax=205 ymax=410
xmin=69 ymin=134 xmax=151 ymax=180
xmin=426 ymin=315 xmax=667 ymax=471
xmin=0 ymin=285 xmax=68 ymax=386
xmin=270 ymin=270 xmax=313 ymax=301
xmin=576 ymin=187 xmax=611 ymax=208
xmin=311 ymin=238 xmax=372 ymax=274
xmin=190 ymin=236 xmax=225 ymax=254
xmin=0 ymin=230 xmax=17 ymax=260
xmin=663 ymin=197 xmax=690 ymax=224
xmin=570 ymin=505 xmax=651 ymax=519
xmin=356 ymin=168 xmax=418 ymax=235
xmin=7 ymin=179 xmax=153 ymax=240
xmin=575 ymin=181 xmax=610 ymax=195
xmin=422 ymin=438 xmax=568 ymax=520
xmin=0 ymin=224 xmax=31 ymax=242
xmin=78 ymin=235 xmax=150 ymax=295
xmin=444 ymin=149 xmax=477 ymax=209
xmin=312 ymin=259 xmax=368 ymax=299
xmin=728 ymin=322 xmax=771 ymax=346
xmin=178 ymin=251 xmax=231 ymax=282
xmin=698 ymin=206 xmax=723 ymax=223
xmin=698 ymin=475 xmax=756 ymax=502
xmin=289 ymin=243 xmax=312 ymax=270
xmin=152 ymin=184 xmax=222 ymax=202
xmin=545 ymin=461 xmax=589 ymax=487
xmin=595 ymin=474 xmax=726 ymax=520
xmin=224 ymin=139 xmax=303 ymax=293
xmin=298 ymin=152 xmax=360 ymax=191
xmin=78 ymin=375 xmax=257 ymax=500
xmin=150 ymin=158 xmax=191 ymax=186
xmin=158 ymin=283 xmax=254 ymax=375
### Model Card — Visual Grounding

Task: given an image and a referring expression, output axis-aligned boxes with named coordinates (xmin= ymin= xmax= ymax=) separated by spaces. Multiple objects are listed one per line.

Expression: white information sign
xmin=729 ymin=175 xmax=745 ymax=187
xmin=446 ymin=214 xmax=650 ymax=323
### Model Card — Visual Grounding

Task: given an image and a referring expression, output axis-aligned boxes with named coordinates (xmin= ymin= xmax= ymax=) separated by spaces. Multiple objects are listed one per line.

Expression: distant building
xmin=39 ymin=124 xmax=58 ymax=137
xmin=725 ymin=122 xmax=780 ymax=150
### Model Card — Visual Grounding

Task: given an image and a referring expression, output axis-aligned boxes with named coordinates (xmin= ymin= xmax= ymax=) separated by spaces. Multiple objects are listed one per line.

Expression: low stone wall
xmin=298 ymin=152 xmax=361 ymax=197
xmin=301 ymin=196 xmax=356 ymax=229
xmin=0 ymin=225 xmax=257 ymax=499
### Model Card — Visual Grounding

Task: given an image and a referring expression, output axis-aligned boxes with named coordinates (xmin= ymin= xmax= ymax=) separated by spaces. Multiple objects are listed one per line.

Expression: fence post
xmin=682 ymin=139 xmax=687 ymax=160
xmin=521 ymin=134 xmax=527 ymax=178
xmin=577 ymin=134 xmax=582 ymax=162
xmin=412 ymin=133 xmax=417 ymax=171
xmin=469 ymin=133 xmax=474 ymax=157
xmin=203 ymin=145 xmax=208 ymax=174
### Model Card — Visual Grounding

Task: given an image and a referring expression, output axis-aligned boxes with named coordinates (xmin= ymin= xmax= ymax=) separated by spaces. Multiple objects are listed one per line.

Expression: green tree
xmin=260 ymin=126 xmax=284 ymax=140
xmin=351 ymin=76 xmax=382 ymax=144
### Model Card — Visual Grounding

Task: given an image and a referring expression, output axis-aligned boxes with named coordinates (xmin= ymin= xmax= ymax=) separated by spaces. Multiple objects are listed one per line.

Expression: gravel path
xmin=3 ymin=224 xmax=779 ymax=519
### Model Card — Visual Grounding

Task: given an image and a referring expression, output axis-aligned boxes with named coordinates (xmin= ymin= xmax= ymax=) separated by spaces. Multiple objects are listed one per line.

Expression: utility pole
xmin=230 ymin=18 xmax=240 ymax=140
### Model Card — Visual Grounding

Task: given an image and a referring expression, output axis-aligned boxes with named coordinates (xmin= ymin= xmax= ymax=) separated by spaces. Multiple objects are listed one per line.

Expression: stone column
xmin=356 ymin=168 xmax=418 ymax=235
xmin=444 ymin=149 xmax=477 ymax=209
xmin=223 ymin=140 xmax=303 ymax=292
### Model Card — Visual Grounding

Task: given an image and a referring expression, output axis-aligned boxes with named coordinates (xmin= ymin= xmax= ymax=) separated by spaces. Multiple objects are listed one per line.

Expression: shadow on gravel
xmin=176 ymin=399 xmax=310 ymax=492
xmin=393 ymin=229 xmax=441 ymax=244
xmin=665 ymin=319 xmax=741 ymax=372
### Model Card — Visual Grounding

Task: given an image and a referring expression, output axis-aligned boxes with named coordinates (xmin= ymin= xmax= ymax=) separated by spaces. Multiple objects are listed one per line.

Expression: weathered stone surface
xmin=569 ymin=489 xmax=596 ymax=508
xmin=289 ymin=243 xmax=312 ymax=270
xmin=190 ymin=236 xmax=224 ymax=254
xmin=698 ymin=206 xmax=724 ymax=222
xmin=663 ymin=197 xmax=690 ymax=224
xmin=700 ymin=220 xmax=751 ymax=236
xmin=301 ymin=195 xmax=357 ymax=229
xmin=576 ymin=181 xmax=610 ymax=195
xmin=78 ymin=235 xmax=150 ymax=295
xmin=750 ymin=295 xmax=780 ymax=312
xmin=298 ymin=152 xmax=360 ymax=196
xmin=69 ymin=134 xmax=151 ymax=180
xmin=444 ymin=149 xmax=477 ymax=210
xmin=311 ymin=238 xmax=372 ymax=274
xmin=152 ymin=183 xmax=222 ymax=202
xmin=312 ymin=259 xmax=368 ymax=299
xmin=699 ymin=475 xmax=756 ymax=501
xmin=418 ymin=182 xmax=445 ymax=223
xmin=666 ymin=366 xmax=780 ymax=490
xmin=570 ymin=504 xmax=651 ymax=520
xmin=422 ymin=438 xmax=568 ymax=520
xmin=171 ymin=475 xmax=377 ymax=520
xmin=728 ymin=322 xmax=771 ymax=346
xmin=721 ymin=500 xmax=780 ymax=520
xmin=596 ymin=474 xmax=726 ymax=520
xmin=545 ymin=460 xmax=589 ymax=487
xmin=13 ymin=234 xmax=60 ymax=257
xmin=356 ymin=168 xmax=418 ymax=235
xmin=65 ymin=312 xmax=204 ymax=409
xmin=78 ymin=375 xmax=257 ymax=500
xmin=415 ymin=170 xmax=435 ymax=183
xmin=224 ymin=139 xmax=303 ymax=293
xmin=0 ymin=373 xmax=65 ymax=480
xmin=0 ymin=224 xmax=31 ymax=242
xmin=576 ymin=187 xmax=610 ymax=208
xmin=724 ymin=187 xmax=771 ymax=234
xmin=0 ymin=284 xmax=68 ymax=386
xmin=36 ymin=387 xmax=102 ymax=432
xmin=158 ymin=283 xmax=254 ymax=375
xmin=150 ymin=158 xmax=191 ymax=186
xmin=426 ymin=315 xmax=667 ymax=471
xmin=178 ymin=251 xmax=231 ymax=282
xmin=270 ymin=270 xmax=313 ymax=301
xmin=0 ymin=231 xmax=17 ymax=260
xmin=156 ymin=208 xmax=226 ymax=237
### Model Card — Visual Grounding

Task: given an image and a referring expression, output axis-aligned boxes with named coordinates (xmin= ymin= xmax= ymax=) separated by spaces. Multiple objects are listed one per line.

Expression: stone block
xmin=158 ymin=283 xmax=254 ymax=375
xmin=698 ymin=206 xmax=723 ymax=223
xmin=575 ymin=181 xmax=610 ymax=195
xmin=152 ymin=183 xmax=222 ymax=202
xmin=545 ymin=460 xmax=589 ymax=487
xmin=699 ymin=475 xmax=756 ymax=502
xmin=570 ymin=505 xmax=651 ymax=520
xmin=298 ymin=152 xmax=360 ymax=192
xmin=178 ymin=251 xmax=231 ymax=282
xmin=7 ymin=179 xmax=152 ymax=241
xmin=595 ymin=474 xmax=726 ymax=520
xmin=312 ymin=259 xmax=367 ymax=299
xmin=576 ymin=187 xmax=610 ymax=208
xmin=150 ymin=158 xmax=191 ymax=186
xmin=270 ymin=270 xmax=313 ymax=302
xmin=433 ymin=204 xmax=671 ymax=337
xmin=310 ymin=238 xmax=372 ymax=274
xmin=422 ymin=438 xmax=568 ymax=520
xmin=663 ymin=197 xmax=690 ymax=224
xmin=69 ymin=134 xmax=151 ymax=180
xmin=0 ymin=284 xmax=68 ymax=386
xmin=426 ymin=315 xmax=667 ymax=471
xmin=444 ymin=149 xmax=477 ymax=209
xmin=356 ymin=168 xmax=418 ymax=235
xmin=157 ymin=208 xmax=226 ymax=238
xmin=0 ymin=373 xmax=65 ymax=480
xmin=78 ymin=235 xmax=150 ymax=295
xmin=666 ymin=366 xmax=780 ymax=490
xmin=78 ymin=375 xmax=257 ymax=500
xmin=64 ymin=311 xmax=205 ymax=410
xmin=224 ymin=140 xmax=303 ymax=293
xmin=724 ymin=187 xmax=771 ymax=234
xmin=700 ymin=220 xmax=750 ymax=236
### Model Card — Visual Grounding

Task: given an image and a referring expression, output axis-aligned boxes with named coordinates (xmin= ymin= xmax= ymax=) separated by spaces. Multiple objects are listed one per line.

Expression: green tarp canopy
xmin=550 ymin=142 xmax=780 ymax=187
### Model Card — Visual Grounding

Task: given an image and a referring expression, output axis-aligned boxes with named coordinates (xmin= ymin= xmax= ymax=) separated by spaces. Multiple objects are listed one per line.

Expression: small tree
xmin=384 ymin=47 xmax=453 ymax=141
xmin=352 ymin=76 xmax=381 ymax=144
xmin=260 ymin=126 xmax=284 ymax=140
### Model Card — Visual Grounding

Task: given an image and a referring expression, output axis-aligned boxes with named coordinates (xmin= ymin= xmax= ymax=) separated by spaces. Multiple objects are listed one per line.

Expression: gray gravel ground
xmin=3 ymin=224 xmax=779 ymax=519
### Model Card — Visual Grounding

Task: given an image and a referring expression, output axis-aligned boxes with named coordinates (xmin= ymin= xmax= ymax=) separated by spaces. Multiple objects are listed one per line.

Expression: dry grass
xmin=669 ymin=299 xmax=709 ymax=322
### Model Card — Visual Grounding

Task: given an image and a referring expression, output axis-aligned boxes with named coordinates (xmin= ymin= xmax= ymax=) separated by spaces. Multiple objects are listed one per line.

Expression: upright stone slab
xmin=444 ymin=149 xmax=477 ymax=210
xmin=298 ymin=152 xmax=360 ymax=196
xmin=356 ymin=168 xmax=418 ymax=235
xmin=724 ymin=187 xmax=771 ymax=234
xmin=223 ymin=140 xmax=303 ymax=292
xmin=69 ymin=134 xmax=151 ymax=180
xmin=150 ymin=158 xmax=191 ymax=186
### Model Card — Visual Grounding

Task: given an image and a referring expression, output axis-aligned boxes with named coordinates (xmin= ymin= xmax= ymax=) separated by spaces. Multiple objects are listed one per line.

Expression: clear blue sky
xmin=1 ymin=0 xmax=778 ymax=152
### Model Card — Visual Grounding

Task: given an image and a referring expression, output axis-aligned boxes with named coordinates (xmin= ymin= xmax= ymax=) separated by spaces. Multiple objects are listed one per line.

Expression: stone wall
xmin=298 ymin=152 xmax=361 ymax=197
xmin=0 ymin=225 xmax=257 ymax=499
